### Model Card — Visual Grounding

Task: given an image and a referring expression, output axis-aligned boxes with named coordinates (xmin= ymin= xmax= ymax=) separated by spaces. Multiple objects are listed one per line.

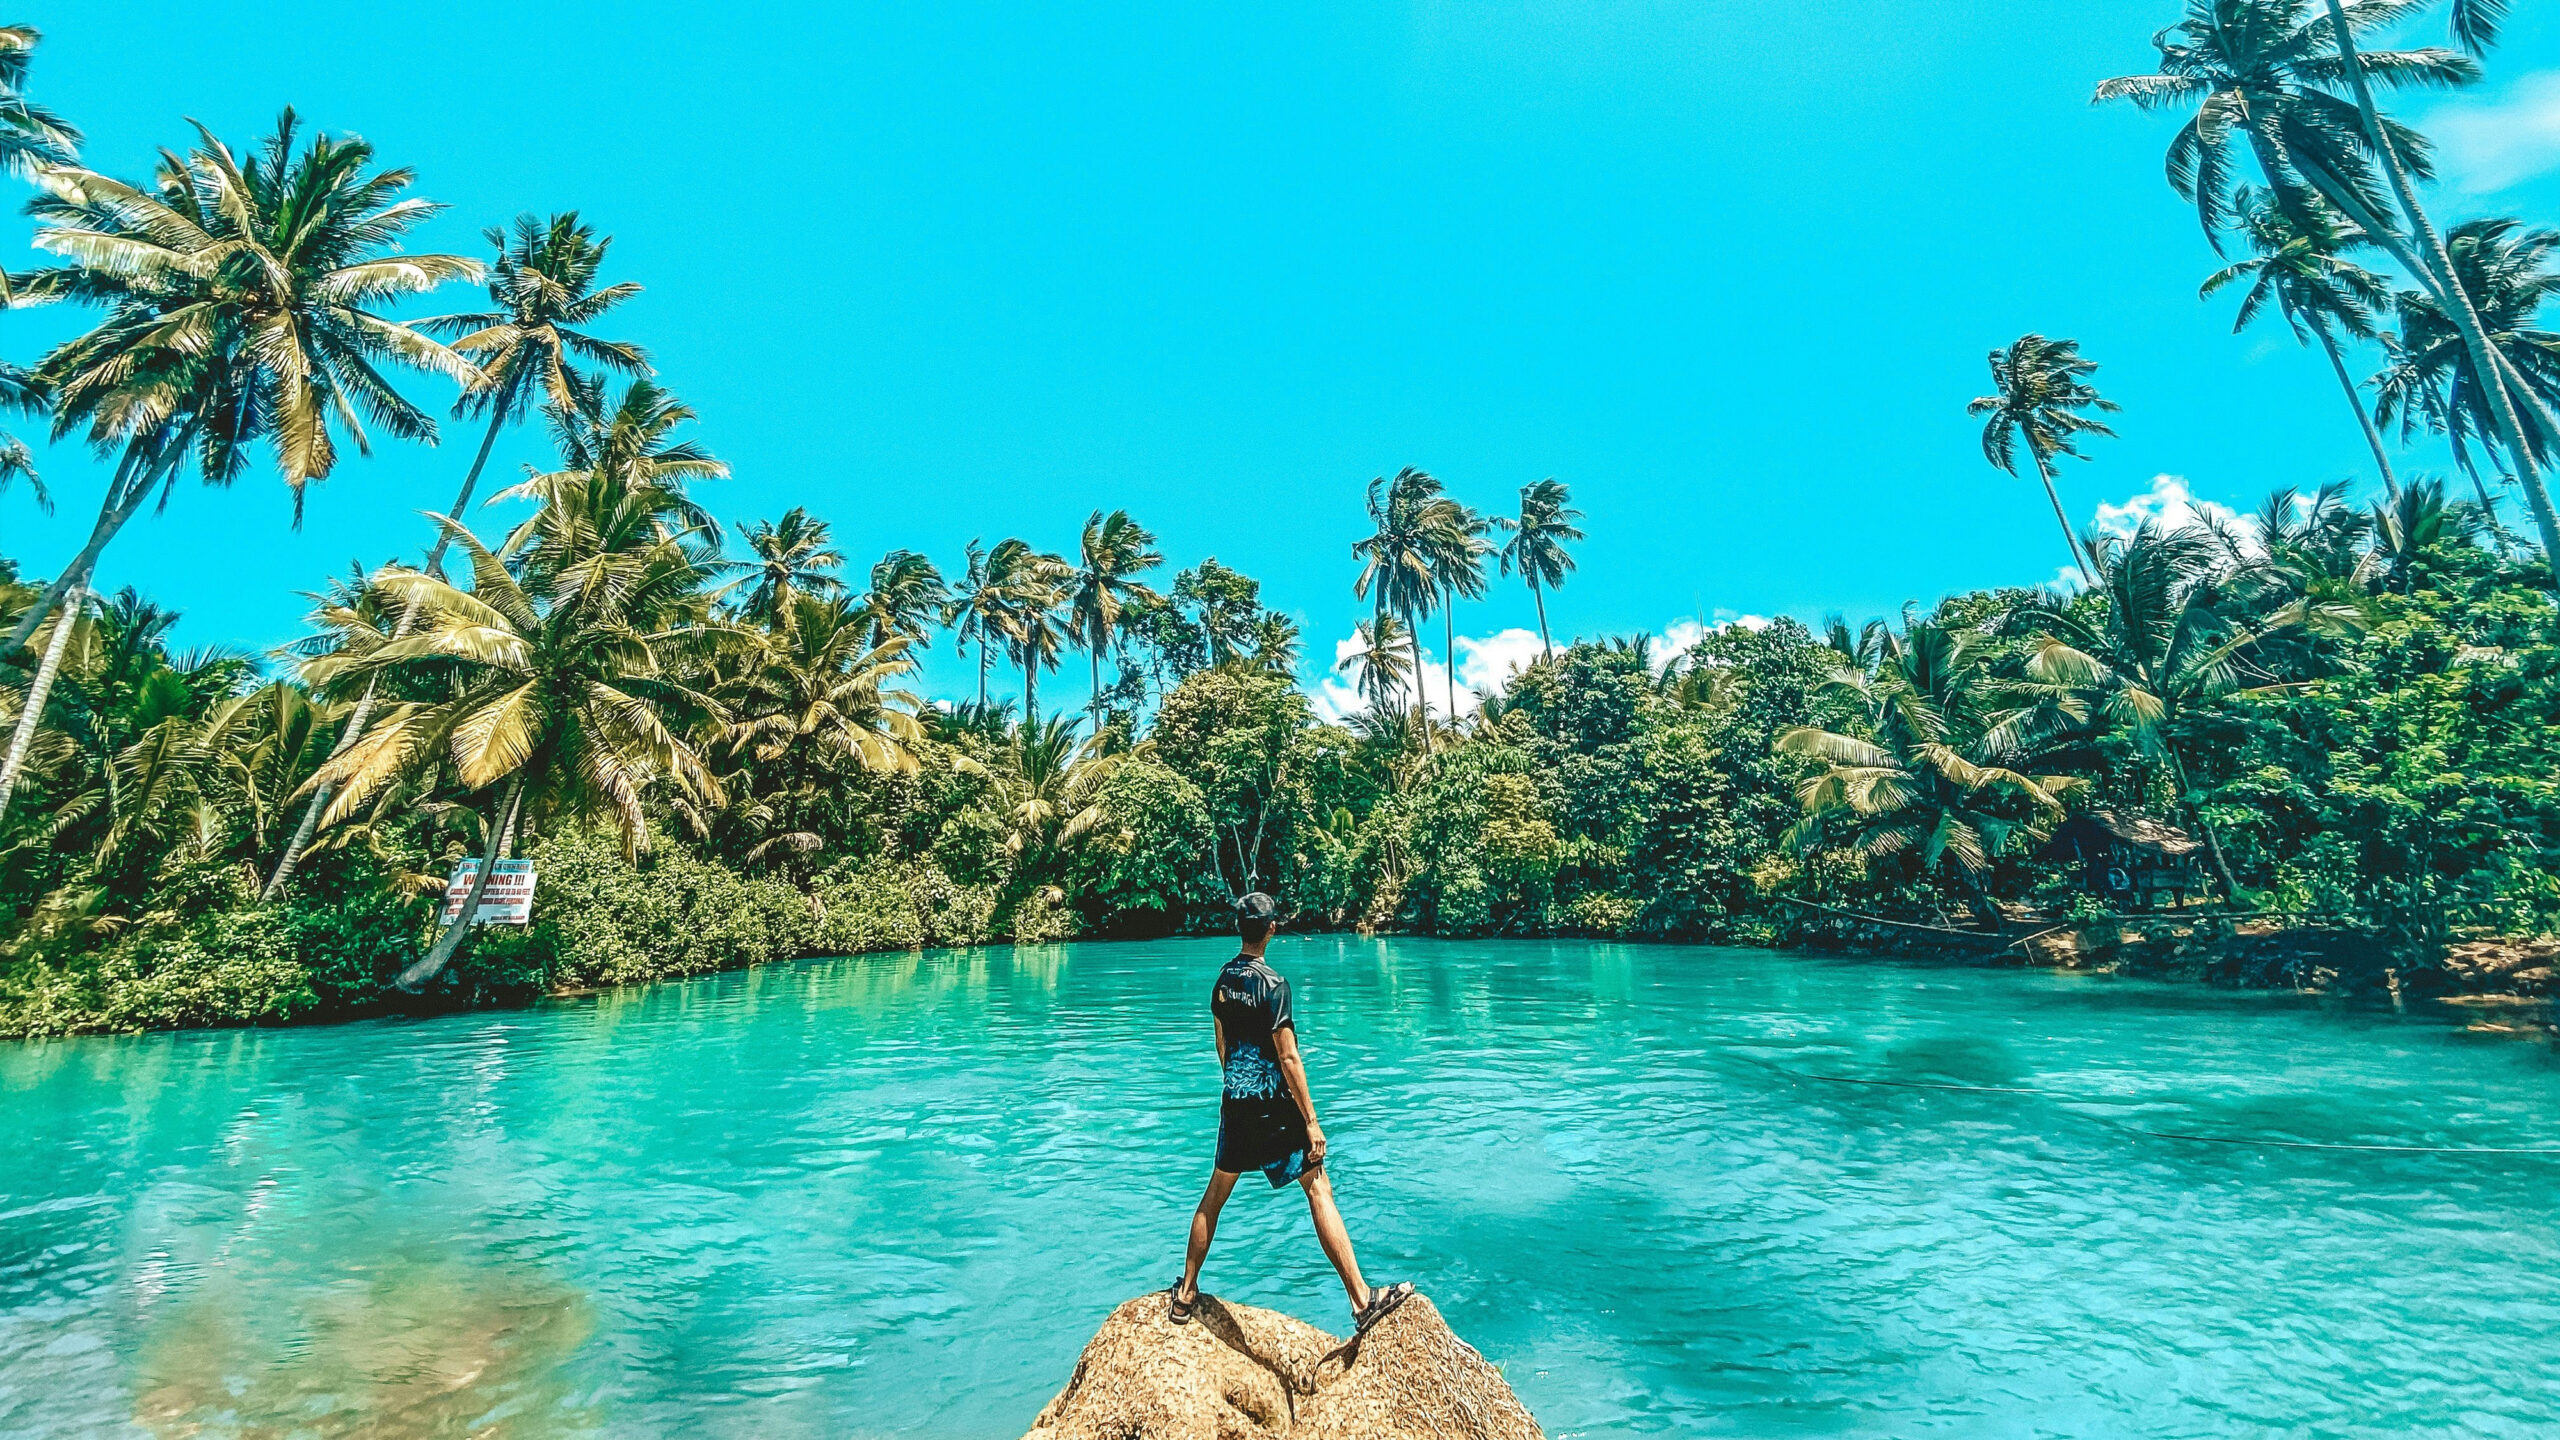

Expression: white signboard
xmin=440 ymin=859 xmax=537 ymax=925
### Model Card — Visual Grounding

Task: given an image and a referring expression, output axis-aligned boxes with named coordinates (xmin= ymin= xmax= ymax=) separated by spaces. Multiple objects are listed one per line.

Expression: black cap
xmin=1234 ymin=892 xmax=1279 ymax=922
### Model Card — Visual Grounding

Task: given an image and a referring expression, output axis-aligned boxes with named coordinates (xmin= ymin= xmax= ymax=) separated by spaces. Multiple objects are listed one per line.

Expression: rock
xmin=1023 ymin=1291 xmax=1543 ymax=1439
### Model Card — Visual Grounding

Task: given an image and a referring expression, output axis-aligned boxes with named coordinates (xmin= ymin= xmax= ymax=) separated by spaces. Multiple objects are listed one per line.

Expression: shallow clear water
xmin=6 ymin=939 xmax=2560 ymax=1437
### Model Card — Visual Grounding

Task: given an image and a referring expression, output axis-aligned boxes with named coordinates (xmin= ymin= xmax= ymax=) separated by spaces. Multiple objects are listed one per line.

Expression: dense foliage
xmin=8 ymin=3 xmax=2560 ymax=1034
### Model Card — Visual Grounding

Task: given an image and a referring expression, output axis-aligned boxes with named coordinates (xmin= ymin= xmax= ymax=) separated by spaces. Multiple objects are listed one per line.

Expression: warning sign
xmin=440 ymin=859 xmax=537 ymax=925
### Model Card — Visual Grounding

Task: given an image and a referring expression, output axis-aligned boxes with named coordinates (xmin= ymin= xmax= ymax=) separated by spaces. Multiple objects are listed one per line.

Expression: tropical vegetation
xmin=8 ymin=4 xmax=2560 ymax=1036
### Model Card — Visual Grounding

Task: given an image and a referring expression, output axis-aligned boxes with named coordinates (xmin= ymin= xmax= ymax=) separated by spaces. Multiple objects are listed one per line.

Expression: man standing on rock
xmin=1168 ymin=892 xmax=1413 ymax=1333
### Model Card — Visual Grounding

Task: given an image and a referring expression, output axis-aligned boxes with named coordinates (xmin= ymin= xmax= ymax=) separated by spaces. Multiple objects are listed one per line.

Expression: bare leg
xmin=1179 ymin=1168 xmax=1240 ymax=1299
xmin=1299 ymin=1166 xmax=1371 ymax=1314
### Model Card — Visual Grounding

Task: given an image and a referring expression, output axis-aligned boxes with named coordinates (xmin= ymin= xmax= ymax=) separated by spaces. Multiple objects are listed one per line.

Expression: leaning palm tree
xmin=2201 ymin=186 xmax=2398 ymax=498
xmin=2372 ymin=218 xmax=2560 ymax=530
xmin=1969 ymin=335 xmax=2119 ymax=584
xmin=1424 ymin=499 xmax=1492 ymax=722
xmin=261 ymin=215 xmax=645 ymax=898
xmin=420 ymin=213 xmax=649 ymax=568
xmin=1064 ymin=509 xmax=1163 ymax=732
xmin=1351 ymin=467 xmax=1446 ymax=749
xmin=2095 ymin=0 xmax=2560 ymax=586
xmin=727 ymin=507 xmax=844 ymax=627
xmin=298 ymin=517 xmax=720 ymax=989
xmin=859 ymin=548 xmax=949 ymax=651
xmin=1493 ymin=478 xmax=1584 ymax=659
xmin=5 ymin=111 xmax=479 ymax=821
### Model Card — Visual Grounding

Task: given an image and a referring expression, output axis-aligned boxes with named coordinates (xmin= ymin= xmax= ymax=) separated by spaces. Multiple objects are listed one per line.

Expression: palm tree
xmin=982 ymin=538 xmax=1069 ymax=723
xmin=1246 ymin=611 xmax=1301 ymax=677
xmin=685 ymin=591 xmax=924 ymax=872
xmin=299 ymin=516 xmax=720 ymax=989
xmin=2370 ymin=475 xmax=2477 ymax=591
xmin=953 ymin=714 xmax=1123 ymax=866
xmin=1351 ymin=467 xmax=1446 ymax=748
xmin=1493 ymin=478 xmax=1584 ymax=658
xmin=2201 ymin=186 xmax=2398 ymax=498
xmin=730 ymin=507 xmax=844 ymax=627
xmin=1969 ymin=335 xmax=2119 ymax=583
xmin=1425 ymin=499 xmax=1492 ymax=722
xmin=2013 ymin=520 xmax=2351 ymax=894
xmin=945 ymin=538 xmax=1001 ymax=707
xmin=2094 ymin=1 xmax=2560 ymax=586
xmin=261 ymin=216 xmax=646 ymax=898
xmin=1336 ymin=613 xmax=1414 ymax=708
xmin=1064 ymin=509 xmax=1163 ymax=732
xmin=5 ymin=112 xmax=478 ymax=820
xmin=859 ymin=549 xmax=948 ymax=651
xmin=2372 ymin=218 xmax=2560 ymax=529
xmin=1778 ymin=617 xmax=2080 ymax=907
xmin=420 ymin=213 xmax=649 ymax=572
xmin=0 ymin=25 xmax=73 ymax=490
xmin=0 ymin=25 xmax=76 ymax=185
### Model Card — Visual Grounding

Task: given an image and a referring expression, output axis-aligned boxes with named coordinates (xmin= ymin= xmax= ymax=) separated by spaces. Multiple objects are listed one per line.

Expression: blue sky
xmin=7 ymin=1 xmax=2560 ymax=709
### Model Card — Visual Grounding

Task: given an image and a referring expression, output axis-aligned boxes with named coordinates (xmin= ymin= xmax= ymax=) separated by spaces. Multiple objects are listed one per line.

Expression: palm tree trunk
xmin=2311 ymin=318 xmax=2398 ymax=502
xmin=262 ymin=408 xmax=510 ymax=901
xmin=2165 ymin=747 xmax=2240 ymax=899
xmin=1443 ymin=594 xmax=1459 ymax=721
xmin=1406 ymin=609 xmax=1431 ymax=754
xmin=1531 ymin=580 xmax=1552 ymax=660
xmin=400 ymin=772 xmax=526 ymax=991
xmin=2032 ymin=446 xmax=2095 ymax=583
xmin=0 ymin=584 xmax=81 ymax=822
xmin=1022 ymin=649 xmax=1038 ymax=725
xmin=4 ymin=439 xmax=165 ymax=660
xmin=976 ymin=638 xmax=990 ymax=708
xmin=2316 ymin=0 xmax=2560 ymax=590
xmin=1089 ymin=643 xmax=1104 ymax=737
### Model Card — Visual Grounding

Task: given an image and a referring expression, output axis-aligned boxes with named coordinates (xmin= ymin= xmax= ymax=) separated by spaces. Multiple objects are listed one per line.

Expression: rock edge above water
xmin=1023 ymin=1290 xmax=1542 ymax=1439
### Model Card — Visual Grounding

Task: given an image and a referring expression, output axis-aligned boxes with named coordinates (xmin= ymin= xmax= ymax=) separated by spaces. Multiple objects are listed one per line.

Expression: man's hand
xmin=1305 ymin=1122 xmax=1327 ymax=1167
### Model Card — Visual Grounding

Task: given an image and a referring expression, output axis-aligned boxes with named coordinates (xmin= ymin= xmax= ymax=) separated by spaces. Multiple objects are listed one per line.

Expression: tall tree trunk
xmin=2032 ymin=445 xmax=2095 ymax=583
xmin=1022 ymin=647 xmax=1038 ymax=725
xmin=976 ymin=636 xmax=990 ymax=708
xmin=5 ymin=439 xmax=164 ymax=659
xmin=262 ymin=408 xmax=511 ymax=901
xmin=2316 ymin=0 xmax=2560 ymax=590
xmin=400 ymin=772 xmax=526 ymax=991
xmin=1090 ymin=643 xmax=1104 ymax=737
xmin=0 ymin=584 xmax=81 ymax=822
xmin=2310 ymin=317 xmax=2398 ymax=502
xmin=1443 ymin=593 xmax=1459 ymax=722
xmin=2165 ymin=747 xmax=2240 ymax=899
xmin=1531 ymin=580 xmax=1552 ymax=660
xmin=1407 ymin=608 xmax=1431 ymax=755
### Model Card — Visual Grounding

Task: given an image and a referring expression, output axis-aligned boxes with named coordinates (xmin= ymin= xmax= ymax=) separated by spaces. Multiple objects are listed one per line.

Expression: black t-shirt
xmin=1212 ymin=954 xmax=1294 ymax=1052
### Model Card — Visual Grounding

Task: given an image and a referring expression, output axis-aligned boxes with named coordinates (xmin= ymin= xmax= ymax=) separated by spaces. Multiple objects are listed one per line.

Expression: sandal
xmin=1353 ymin=1282 xmax=1413 ymax=1335
xmin=1167 ymin=1279 xmax=1199 ymax=1325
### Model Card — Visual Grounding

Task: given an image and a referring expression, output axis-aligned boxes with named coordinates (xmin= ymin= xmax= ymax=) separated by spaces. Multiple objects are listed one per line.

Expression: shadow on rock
xmin=1024 ymin=1290 xmax=1541 ymax=1438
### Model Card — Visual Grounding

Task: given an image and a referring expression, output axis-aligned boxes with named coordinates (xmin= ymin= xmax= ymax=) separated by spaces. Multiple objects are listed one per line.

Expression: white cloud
xmin=2428 ymin=70 xmax=2560 ymax=194
xmin=2089 ymin=473 xmax=2251 ymax=544
xmin=1308 ymin=616 xmax=1765 ymax=719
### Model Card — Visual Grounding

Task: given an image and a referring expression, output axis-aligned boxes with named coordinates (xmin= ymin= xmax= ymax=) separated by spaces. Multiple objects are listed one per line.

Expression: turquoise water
xmin=6 ymin=939 xmax=2560 ymax=1437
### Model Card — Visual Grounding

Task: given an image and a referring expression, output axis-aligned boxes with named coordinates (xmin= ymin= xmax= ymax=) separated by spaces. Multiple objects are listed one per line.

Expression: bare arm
xmin=1214 ymin=1015 xmax=1229 ymax=1068
xmin=1271 ymin=1024 xmax=1326 ymax=1165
